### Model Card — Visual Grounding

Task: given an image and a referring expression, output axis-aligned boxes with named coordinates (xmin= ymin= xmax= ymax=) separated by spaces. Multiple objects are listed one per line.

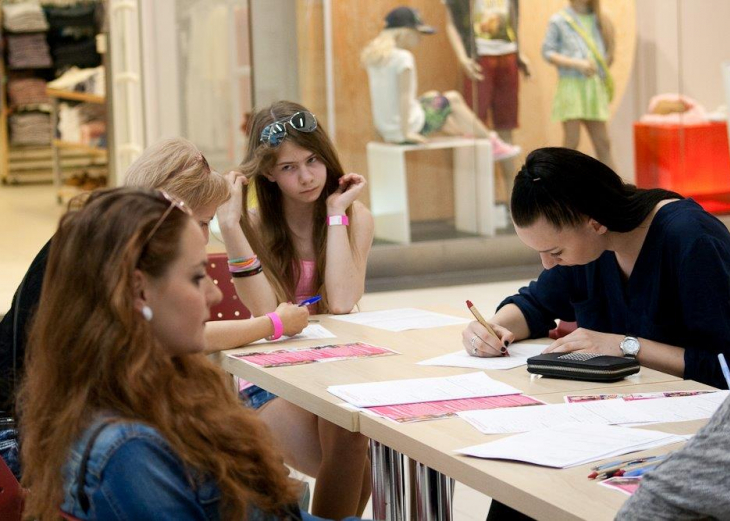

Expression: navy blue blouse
xmin=500 ymin=199 xmax=730 ymax=389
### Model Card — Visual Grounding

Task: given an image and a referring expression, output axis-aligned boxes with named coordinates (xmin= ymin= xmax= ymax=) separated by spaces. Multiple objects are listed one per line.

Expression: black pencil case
xmin=526 ymin=352 xmax=640 ymax=382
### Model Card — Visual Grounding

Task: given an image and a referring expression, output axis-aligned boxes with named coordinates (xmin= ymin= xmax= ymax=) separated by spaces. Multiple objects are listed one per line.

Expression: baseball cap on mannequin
xmin=384 ymin=6 xmax=436 ymax=34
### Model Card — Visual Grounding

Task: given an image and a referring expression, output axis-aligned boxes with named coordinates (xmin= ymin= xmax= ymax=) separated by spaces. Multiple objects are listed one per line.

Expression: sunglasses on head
xmin=143 ymin=190 xmax=192 ymax=246
xmin=259 ymin=111 xmax=317 ymax=147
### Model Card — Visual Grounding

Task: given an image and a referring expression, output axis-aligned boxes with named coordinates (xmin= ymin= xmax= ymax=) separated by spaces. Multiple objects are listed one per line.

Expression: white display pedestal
xmin=367 ymin=137 xmax=495 ymax=244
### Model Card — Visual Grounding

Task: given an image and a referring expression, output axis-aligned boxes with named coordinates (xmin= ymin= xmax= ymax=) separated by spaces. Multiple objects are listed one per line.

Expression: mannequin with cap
xmin=361 ymin=5 xmax=520 ymax=159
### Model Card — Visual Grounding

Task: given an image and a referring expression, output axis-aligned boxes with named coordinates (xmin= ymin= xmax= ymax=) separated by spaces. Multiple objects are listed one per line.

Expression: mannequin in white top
xmin=361 ymin=6 xmax=519 ymax=160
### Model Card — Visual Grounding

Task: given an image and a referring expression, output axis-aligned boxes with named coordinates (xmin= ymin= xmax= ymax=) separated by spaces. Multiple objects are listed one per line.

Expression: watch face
xmin=622 ymin=337 xmax=640 ymax=355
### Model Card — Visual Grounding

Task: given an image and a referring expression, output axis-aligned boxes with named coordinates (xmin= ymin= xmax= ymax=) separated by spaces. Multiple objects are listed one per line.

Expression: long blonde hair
xmin=361 ymin=28 xmax=418 ymax=68
xmin=124 ymin=137 xmax=230 ymax=211
xmin=19 ymin=188 xmax=299 ymax=520
xmin=239 ymin=101 xmax=356 ymax=312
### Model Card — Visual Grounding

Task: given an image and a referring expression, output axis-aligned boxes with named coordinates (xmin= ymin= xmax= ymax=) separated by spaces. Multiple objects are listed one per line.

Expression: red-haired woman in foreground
xmin=18 ymin=188 xmax=339 ymax=520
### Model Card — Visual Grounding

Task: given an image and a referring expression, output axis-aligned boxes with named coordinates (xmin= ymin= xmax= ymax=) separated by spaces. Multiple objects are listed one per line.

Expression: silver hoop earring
xmin=141 ymin=305 xmax=153 ymax=322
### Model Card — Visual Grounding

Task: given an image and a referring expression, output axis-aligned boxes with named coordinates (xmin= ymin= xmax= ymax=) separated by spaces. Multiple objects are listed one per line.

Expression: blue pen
xmin=719 ymin=354 xmax=730 ymax=389
xmin=623 ymin=465 xmax=657 ymax=478
xmin=299 ymin=295 xmax=322 ymax=307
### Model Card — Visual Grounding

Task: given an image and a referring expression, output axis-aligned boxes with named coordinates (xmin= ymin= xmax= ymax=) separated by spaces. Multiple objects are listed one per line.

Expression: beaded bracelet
xmin=228 ymin=255 xmax=261 ymax=275
xmin=231 ymin=266 xmax=263 ymax=278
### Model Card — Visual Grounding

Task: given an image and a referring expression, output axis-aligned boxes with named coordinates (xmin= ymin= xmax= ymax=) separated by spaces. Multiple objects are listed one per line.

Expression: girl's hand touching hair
xmin=275 ymin=302 xmax=309 ymax=337
xmin=326 ymin=173 xmax=367 ymax=215
xmin=216 ymin=170 xmax=248 ymax=231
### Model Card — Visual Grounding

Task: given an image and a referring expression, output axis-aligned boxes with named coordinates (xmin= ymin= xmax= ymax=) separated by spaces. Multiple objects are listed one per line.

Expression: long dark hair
xmin=511 ymin=148 xmax=683 ymax=232
xmin=239 ymin=100 xmax=355 ymax=311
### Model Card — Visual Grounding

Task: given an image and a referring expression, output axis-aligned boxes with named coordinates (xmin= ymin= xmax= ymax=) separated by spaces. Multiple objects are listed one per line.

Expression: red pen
xmin=466 ymin=300 xmax=508 ymax=355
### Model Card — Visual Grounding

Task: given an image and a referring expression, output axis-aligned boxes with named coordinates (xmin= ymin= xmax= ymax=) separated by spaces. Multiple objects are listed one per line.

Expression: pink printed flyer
xmin=599 ymin=477 xmax=642 ymax=496
xmin=366 ymin=394 xmax=545 ymax=423
xmin=230 ymin=342 xmax=399 ymax=368
xmin=565 ymin=390 xmax=715 ymax=404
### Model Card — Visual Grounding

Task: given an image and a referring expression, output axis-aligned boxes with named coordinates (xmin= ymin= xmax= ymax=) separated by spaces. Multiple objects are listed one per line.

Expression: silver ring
xmin=470 ymin=335 xmax=479 ymax=355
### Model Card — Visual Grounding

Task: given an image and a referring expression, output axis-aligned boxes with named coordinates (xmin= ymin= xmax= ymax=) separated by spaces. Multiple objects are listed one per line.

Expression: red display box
xmin=634 ymin=121 xmax=730 ymax=214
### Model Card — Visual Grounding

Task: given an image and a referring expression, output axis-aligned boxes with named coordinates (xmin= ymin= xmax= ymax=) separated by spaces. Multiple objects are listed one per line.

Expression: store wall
xmin=251 ymin=0 xmax=299 ymax=106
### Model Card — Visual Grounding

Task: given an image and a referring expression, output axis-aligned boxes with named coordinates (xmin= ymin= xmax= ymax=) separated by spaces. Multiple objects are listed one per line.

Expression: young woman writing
xmin=463 ymin=147 xmax=730 ymax=390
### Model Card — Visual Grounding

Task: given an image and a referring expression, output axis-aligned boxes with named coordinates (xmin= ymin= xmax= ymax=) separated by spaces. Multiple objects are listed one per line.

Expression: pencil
xmin=466 ymin=300 xmax=497 ymax=337
xmin=466 ymin=301 xmax=508 ymax=356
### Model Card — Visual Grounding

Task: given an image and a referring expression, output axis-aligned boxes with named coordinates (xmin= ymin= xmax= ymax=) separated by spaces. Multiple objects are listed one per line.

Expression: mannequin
xmin=543 ymin=0 xmax=616 ymax=169
xmin=444 ymin=0 xmax=529 ymax=198
xmin=361 ymin=6 xmax=519 ymax=160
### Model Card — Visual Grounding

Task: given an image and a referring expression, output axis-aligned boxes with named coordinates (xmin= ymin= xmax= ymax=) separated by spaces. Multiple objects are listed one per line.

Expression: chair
xmin=549 ymin=320 xmax=578 ymax=340
xmin=0 ymin=457 xmax=23 ymax=521
xmin=206 ymin=253 xmax=251 ymax=321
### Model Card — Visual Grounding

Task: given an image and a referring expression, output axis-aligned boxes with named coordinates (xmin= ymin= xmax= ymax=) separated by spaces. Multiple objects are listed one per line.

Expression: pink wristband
xmin=266 ymin=312 xmax=284 ymax=340
xmin=327 ymin=214 xmax=349 ymax=226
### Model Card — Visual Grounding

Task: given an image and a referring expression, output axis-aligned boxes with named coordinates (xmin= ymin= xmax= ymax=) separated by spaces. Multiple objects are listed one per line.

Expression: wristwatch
xmin=620 ymin=336 xmax=641 ymax=358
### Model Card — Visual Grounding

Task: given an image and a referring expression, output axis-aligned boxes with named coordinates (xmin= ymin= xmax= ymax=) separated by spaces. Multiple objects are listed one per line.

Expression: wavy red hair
xmin=18 ymin=188 xmax=299 ymax=519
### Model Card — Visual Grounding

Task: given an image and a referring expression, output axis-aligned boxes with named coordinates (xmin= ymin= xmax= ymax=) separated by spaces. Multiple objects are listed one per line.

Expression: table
xmin=359 ymin=379 xmax=714 ymax=521
xmin=217 ymin=307 xmax=681 ymax=433
xmin=216 ymin=307 xmax=705 ymax=520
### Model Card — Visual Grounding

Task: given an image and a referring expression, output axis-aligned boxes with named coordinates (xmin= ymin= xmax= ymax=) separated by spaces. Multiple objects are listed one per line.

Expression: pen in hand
xmin=466 ymin=300 xmax=508 ymax=355
xmin=299 ymin=295 xmax=322 ymax=307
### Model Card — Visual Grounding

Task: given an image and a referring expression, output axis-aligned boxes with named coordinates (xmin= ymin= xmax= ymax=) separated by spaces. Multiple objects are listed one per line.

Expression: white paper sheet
xmin=458 ymin=391 xmax=730 ymax=434
xmin=417 ymin=343 xmax=546 ymax=370
xmin=327 ymin=372 xmax=522 ymax=408
xmin=329 ymin=308 xmax=471 ymax=332
xmin=251 ymin=324 xmax=336 ymax=345
xmin=455 ymin=424 xmax=689 ymax=468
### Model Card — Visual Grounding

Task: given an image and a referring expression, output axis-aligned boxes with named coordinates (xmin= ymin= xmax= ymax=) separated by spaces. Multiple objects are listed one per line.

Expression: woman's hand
xmin=575 ymin=59 xmax=597 ymax=77
xmin=461 ymin=320 xmax=515 ymax=358
xmin=543 ymin=328 xmax=623 ymax=357
xmin=275 ymin=302 xmax=309 ymax=337
xmin=326 ymin=173 xmax=367 ymax=214
xmin=216 ymin=171 xmax=248 ymax=231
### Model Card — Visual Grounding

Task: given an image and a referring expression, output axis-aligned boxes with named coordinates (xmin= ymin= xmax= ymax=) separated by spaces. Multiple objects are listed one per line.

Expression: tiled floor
xmin=0 ymin=183 xmax=533 ymax=520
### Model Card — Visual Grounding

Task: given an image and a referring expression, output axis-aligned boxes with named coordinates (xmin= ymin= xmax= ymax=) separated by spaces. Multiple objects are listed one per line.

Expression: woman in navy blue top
xmin=462 ymin=147 xmax=730 ymax=390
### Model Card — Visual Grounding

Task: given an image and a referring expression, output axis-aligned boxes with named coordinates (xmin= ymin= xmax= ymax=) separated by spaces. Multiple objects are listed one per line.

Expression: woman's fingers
xmin=462 ymin=321 xmax=504 ymax=357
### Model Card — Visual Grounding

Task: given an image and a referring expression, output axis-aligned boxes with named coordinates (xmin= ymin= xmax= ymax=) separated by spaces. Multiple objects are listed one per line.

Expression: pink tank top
xmin=295 ymin=260 xmax=318 ymax=314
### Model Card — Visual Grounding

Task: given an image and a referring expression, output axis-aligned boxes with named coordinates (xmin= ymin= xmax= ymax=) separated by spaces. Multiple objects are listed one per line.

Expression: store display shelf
xmin=52 ymin=139 xmax=107 ymax=156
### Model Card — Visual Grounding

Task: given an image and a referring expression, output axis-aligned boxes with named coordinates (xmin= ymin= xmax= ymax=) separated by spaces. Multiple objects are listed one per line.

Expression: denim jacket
xmin=60 ymin=416 xmax=319 ymax=521
xmin=541 ymin=7 xmax=608 ymax=79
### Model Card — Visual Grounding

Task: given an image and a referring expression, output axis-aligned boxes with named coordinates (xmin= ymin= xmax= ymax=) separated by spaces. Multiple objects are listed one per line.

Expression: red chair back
xmin=549 ymin=320 xmax=578 ymax=339
xmin=207 ymin=253 xmax=252 ymax=321
xmin=0 ymin=457 xmax=23 ymax=521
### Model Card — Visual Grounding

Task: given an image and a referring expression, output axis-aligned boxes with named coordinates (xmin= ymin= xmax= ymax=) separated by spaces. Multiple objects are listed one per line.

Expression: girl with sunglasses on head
xmin=216 ymin=100 xmax=374 ymax=519
xmin=18 ymin=188 xmax=329 ymax=520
